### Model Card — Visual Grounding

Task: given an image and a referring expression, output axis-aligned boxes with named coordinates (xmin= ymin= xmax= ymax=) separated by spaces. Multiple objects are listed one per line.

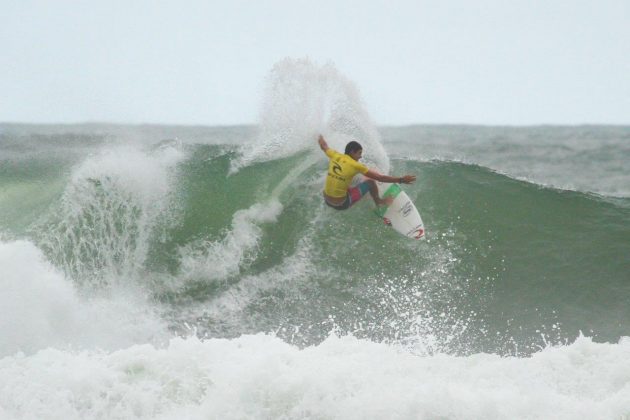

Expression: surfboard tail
xmin=374 ymin=184 xmax=425 ymax=240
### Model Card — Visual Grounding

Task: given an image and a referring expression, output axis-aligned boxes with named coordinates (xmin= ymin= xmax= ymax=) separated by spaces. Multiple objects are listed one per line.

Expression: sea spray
xmin=230 ymin=58 xmax=389 ymax=174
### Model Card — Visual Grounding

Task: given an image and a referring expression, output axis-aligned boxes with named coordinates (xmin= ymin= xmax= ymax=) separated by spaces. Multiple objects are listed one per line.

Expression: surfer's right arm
xmin=365 ymin=170 xmax=416 ymax=184
xmin=318 ymin=135 xmax=330 ymax=153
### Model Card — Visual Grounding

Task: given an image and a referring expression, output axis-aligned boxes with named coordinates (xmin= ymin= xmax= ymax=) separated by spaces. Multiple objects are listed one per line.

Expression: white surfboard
xmin=375 ymin=184 xmax=425 ymax=240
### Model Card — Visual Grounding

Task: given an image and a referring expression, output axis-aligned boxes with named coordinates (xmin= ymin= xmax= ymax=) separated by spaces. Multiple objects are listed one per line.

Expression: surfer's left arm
xmin=365 ymin=169 xmax=416 ymax=184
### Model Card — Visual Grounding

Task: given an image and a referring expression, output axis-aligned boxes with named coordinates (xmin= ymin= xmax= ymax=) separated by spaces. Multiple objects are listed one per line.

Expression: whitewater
xmin=1 ymin=59 xmax=629 ymax=419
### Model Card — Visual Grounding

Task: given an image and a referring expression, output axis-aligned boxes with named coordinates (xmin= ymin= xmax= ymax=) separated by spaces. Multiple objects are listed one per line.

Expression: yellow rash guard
xmin=323 ymin=148 xmax=369 ymax=198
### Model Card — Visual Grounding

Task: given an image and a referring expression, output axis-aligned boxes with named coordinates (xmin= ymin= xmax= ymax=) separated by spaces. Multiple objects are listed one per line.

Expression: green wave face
xmin=2 ymin=128 xmax=629 ymax=355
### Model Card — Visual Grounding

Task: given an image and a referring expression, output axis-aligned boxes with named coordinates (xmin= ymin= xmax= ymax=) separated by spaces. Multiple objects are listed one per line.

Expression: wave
xmin=2 ymin=141 xmax=629 ymax=354
xmin=154 ymin=154 xmax=630 ymax=353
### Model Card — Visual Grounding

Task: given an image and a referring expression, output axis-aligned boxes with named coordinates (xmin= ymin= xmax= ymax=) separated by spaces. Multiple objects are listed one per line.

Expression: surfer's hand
xmin=400 ymin=175 xmax=416 ymax=184
xmin=318 ymin=135 xmax=329 ymax=151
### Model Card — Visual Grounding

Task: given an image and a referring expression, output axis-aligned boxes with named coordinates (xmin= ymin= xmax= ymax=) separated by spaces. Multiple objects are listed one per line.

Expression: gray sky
xmin=2 ymin=0 xmax=629 ymax=126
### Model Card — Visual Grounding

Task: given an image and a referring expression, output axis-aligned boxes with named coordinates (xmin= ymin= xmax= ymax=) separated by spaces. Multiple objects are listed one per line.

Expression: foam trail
xmin=179 ymin=148 xmax=319 ymax=285
xmin=178 ymin=200 xmax=283 ymax=282
xmin=194 ymin=224 xmax=317 ymax=326
xmin=230 ymin=58 xmax=389 ymax=174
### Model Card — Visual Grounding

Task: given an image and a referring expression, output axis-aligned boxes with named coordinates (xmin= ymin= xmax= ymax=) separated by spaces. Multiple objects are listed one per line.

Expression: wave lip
xmin=35 ymin=144 xmax=184 ymax=285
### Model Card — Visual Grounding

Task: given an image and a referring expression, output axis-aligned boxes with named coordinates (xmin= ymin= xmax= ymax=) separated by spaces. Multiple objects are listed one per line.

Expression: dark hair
xmin=344 ymin=141 xmax=363 ymax=155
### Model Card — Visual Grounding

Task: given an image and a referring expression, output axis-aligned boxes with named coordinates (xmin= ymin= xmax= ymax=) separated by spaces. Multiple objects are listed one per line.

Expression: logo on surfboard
xmin=406 ymin=226 xmax=425 ymax=239
xmin=400 ymin=202 xmax=414 ymax=217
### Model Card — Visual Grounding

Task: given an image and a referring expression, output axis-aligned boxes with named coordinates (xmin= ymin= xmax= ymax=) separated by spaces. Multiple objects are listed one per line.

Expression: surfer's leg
xmin=364 ymin=179 xmax=392 ymax=207
xmin=365 ymin=179 xmax=380 ymax=204
xmin=346 ymin=181 xmax=371 ymax=208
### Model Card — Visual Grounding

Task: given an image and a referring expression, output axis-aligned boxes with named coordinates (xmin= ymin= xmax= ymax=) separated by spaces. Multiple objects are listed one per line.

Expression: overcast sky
xmin=2 ymin=0 xmax=629 ymax=126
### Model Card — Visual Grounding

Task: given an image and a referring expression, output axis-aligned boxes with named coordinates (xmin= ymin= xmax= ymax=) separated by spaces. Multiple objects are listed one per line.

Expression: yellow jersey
xmin=323 ymin=148 xmax=369 ymax=198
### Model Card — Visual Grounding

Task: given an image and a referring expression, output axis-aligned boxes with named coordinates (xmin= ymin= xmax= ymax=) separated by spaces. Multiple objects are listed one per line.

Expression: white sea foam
xmin=1 ymin=333 xmax=628 ymax=420
xmin=0 ymin=240 xmax=167 ymax=357
xmin=190 ymin=225 xmax=316 ymax=331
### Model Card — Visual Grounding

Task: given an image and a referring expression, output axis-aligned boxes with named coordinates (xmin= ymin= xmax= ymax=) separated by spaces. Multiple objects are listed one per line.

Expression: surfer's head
xmin=345 ymin=141 xmax=363 ymax=160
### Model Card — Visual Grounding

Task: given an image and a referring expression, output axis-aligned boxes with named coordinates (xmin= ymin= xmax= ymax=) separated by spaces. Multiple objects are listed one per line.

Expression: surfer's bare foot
xmin=377 ymin=197 xmax=393 ymax=206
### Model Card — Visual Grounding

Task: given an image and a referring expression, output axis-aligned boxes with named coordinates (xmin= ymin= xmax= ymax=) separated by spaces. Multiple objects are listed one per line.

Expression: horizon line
xmin=2 ymin=120 xmax=629 ymax=129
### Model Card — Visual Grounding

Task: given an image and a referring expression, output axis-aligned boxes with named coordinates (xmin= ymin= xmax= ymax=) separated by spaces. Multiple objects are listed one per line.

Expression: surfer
xmin=318 ymin=134 xmax=416 ymax=210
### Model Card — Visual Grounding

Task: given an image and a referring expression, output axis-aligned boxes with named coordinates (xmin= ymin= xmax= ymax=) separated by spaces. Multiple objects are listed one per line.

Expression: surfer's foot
xmin=377 ymin=196 xmax=393 ymax=207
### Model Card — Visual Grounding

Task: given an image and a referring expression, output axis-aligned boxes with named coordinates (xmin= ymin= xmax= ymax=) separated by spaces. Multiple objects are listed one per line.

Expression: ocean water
xmin=1 ymin=60 xmax=630 ymax=419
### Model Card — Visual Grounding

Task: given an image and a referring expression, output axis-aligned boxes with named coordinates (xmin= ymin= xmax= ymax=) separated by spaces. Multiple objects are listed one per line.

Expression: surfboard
xmin=374 ymin=184 xmax=425 ymax=240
